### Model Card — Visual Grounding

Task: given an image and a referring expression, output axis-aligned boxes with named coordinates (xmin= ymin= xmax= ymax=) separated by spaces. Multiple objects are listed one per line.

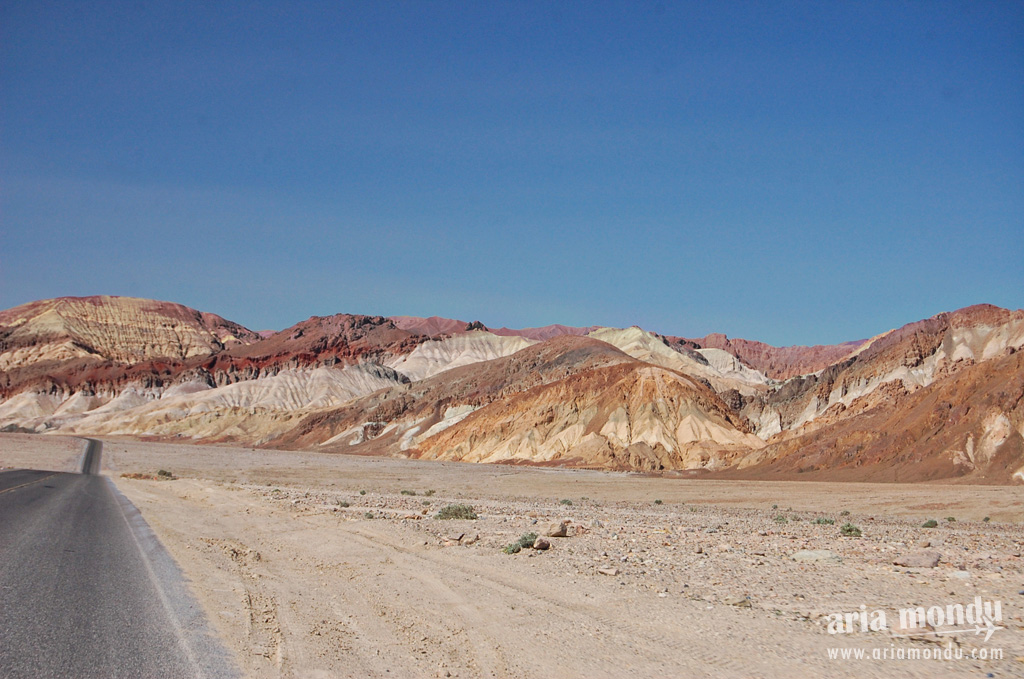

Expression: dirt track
xmin=3 ymin=434 xmax=1023 ymax=678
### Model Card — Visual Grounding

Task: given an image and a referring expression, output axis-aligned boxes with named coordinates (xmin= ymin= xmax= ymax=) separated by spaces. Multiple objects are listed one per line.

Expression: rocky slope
xmin=672 ymin=333 xmax=870 ymax=381
xmin=0 ymin=296 xmax=260 ymax=395
xmin=274 ymin=335 xmax=638 ymax=453
xmin=414 ymin=361 xmax=764 ymax=470
xmin=0 ymin=304 xmax=428 ymax=437
xmin=1 ymin=296 xmax=1022 ymax=482
xmin=733 ymin=317 xmax=1024 ymax=483
xmin=390 ymin=315 xmax=597 ymax=341
xmin=740 ymin=305 xmax=1024 ymax=439
xmin=0 ymin=296 xmax=259 ymax=365
xmin=383 ymin=331 xmax=535 ymax=382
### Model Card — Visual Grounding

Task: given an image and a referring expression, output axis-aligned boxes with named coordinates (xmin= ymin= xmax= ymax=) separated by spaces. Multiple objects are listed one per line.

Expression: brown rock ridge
xmin=2 ymin=295 xmax=1023 ymax=483
xmin=197 ymin=313 xmax=425 ymax=382
xmin=0 ymin=302 xmax=434 ymax=399
xmin=740 ymin=304 xmax=1024 ymax=439
xmin=390 ymin=315 xmax=597 ymax=341
xmin=273 ymin=334 xmax=762 ymax=472
xmin=0 ymin=295 xmax=259 ymax=364
xmin=274 ymin=335 xmax=635 ymax=452
xmin=0 ymin=296 xmax=259 ymax=398
xmin=731 ymin=349 xmax=1024 ymax=483
xmin=668 ymin=333 xmax=868 ymax=381
xmin=414 ymin=361 xmax=764 ymax=470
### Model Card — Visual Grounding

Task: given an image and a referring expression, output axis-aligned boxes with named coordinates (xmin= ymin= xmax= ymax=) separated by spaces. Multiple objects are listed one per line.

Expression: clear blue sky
xmin=2 ymin=1 xmax=1021 ymax=345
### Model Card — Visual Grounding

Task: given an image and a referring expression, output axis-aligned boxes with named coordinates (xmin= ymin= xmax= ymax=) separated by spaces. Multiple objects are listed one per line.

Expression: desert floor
xmin=3 ymin=433 xmax=1023 ymax=678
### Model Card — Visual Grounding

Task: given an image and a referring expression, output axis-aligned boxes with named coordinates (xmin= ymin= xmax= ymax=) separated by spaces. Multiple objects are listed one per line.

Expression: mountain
xmin=0 ymin=296 xmax=260 ymax=399
xmin=413 ymin=360 xmax=764 ymax=470
xmin=389 ymin=315 xmax=597 ymax=341
xmin=0 ymin=295 xmax=258 ymax=366
xmin=1 ymin=296 xmax=1022 ymax=483
xmin=670 ymin=333 xmax=870 ymax=381
xmin=389 ymin=315 xmax=469 ymax=336
xmin=274 ymin=334 xmax=636 ymax=453
xmin=734 ymin=350 xmax=1024 ymax=483
xmin=489 ymin=324 xmax=598 ymax=341
xmin=730 ymin=305 xmax=1024 ymax=482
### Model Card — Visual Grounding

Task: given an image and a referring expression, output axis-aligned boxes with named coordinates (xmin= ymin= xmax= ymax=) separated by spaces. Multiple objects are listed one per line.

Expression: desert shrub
xmin=337 ymin=500 xmax=350 ymax=508
xmin=772 ymin=504 xmax=778 ymax=510
xmin=946 ymin=516 xmax=956 ymax=523
xmin=559 ymin=499 xmax=573 ymax=506
xmin=424 ymin=489 xmax=436 ymax=497
xmin=364 ymin=511 xmax=376 ymax=519
xmin=654 ymin=499 xmax=663 ymax=505
xmin=359 ymin=490 xmax=367 ymax=496
xmin=813 ymin=517 xmax=835 ymax=525
xmin=983 ymin=516 xmax=991 ymax=522
xmin=840 ymin=523 xmax=862 ymax=537
xmin=840 ymin=510 xmax=850 ymax=516
xmin=435 ymin=504 xmax=478 ymax=520
xmin=502 ymin=532 xmax=539 ymax=554
xmin=401 ymin=490 xmax=417 ymax=496
xmin=922 ymin=519 xmax=938 ymax=528
xmin=157 ymin=469 xmax=173 ymax=478
xmin=774 ymin=514 xmax=788 ymax=524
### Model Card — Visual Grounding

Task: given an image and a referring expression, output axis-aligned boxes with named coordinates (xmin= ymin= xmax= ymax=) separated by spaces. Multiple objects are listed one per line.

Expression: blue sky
xmin=2 ymin=1 xmax=1021 ymax=345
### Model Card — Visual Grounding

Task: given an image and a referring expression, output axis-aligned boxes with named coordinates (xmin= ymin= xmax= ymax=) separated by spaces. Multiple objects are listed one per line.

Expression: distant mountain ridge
xmin=1 ymin=295 xmax=1022 ymax=483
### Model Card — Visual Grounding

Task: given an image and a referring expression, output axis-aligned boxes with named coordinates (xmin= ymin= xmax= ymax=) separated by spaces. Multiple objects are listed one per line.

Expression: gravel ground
xmin=3 ymin=433 xmax=1023 ymax=678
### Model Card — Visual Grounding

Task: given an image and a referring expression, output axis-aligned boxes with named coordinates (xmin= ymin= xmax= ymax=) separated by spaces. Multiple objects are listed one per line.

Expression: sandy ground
xmin=3 ymin=433 xmax=1023 ymax=678
xmin=0 ymin=434 xmax=83 ymax=473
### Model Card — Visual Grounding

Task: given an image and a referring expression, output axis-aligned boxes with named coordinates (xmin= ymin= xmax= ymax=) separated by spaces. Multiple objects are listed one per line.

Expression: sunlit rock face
xmin=1 ymin=296 xmax=1022 ymax=482
xmin=0 ymin=295 xmax=261 ymax=366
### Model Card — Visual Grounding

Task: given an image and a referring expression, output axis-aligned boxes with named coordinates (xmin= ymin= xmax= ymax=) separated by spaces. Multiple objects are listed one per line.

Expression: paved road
xmin=0 ymin=439 xmax=236 ymax=679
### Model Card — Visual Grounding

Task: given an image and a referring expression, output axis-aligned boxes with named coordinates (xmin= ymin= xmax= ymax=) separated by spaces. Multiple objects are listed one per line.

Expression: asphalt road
xmin=0 ymin=439 xmax=236 ymax=679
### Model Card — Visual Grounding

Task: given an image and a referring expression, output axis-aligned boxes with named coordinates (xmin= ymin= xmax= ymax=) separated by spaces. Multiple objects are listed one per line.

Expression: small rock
xmin=723 ymin=595 xmax=751 ymax=608
xmin=893 ymin=550 xmax=941 ymax=568
xmin=544 ymin=521 xmax=568 ymax=538
xmin=598 ymin=566 xmax=620 ymax=576
xmin=716 ymin=543 xmax=733 ymax=553
xmin=695 ymin=545 xmax=703 ymax=554
xmin=918 ymin=539 xmax=931 ymax=548
xmin=463 ymin=534 xmax=479 ymax=545
xmin=951 ymin=571 xmax=971 ymax=579
xmin=447 ymin=533 xmax=465 ymax=543
xmin=790 ymin=550 xmax=841 ymax=564
xmin=532 ymin=537 xmax=550 ymax=551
